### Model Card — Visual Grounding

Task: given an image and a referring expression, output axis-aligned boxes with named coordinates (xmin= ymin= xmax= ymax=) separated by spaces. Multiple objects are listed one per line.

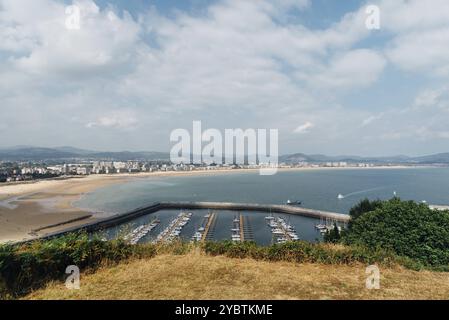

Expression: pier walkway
xmin=158 ymin=202 xmax=349 ymax=222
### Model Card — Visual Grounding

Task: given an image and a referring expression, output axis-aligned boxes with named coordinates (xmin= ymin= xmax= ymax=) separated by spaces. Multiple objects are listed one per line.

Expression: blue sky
xmin=1 ymin=0 xmax=449 ymax=156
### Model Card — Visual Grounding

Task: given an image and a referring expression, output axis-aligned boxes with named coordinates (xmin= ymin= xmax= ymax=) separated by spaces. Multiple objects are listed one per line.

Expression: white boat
xmin=286 ymin=200 xmax=301 ymax=205
xmin=269 ymin=221 xmax=277 ymax=228
xmin=192 ymin=231 xmax=202 ymax=241
xmin=231 ymin=235 xmax=241 ymax=241
xmin=154 ymin=211 xmax=192 ymax=243
xmin=315 ymin=224 xmax=326 ymax=230
xmin=337 ymin=194 xmax=345 ymax=199
xmin=289 ymin=234 xmax=299 ymax=240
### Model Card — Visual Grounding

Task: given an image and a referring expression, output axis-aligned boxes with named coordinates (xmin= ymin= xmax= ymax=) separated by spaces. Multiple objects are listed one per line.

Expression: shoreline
xmin=0 ymin=165 xmax=441 ymax=243
xmin=0 ymin=164 xmax=435 ymax=195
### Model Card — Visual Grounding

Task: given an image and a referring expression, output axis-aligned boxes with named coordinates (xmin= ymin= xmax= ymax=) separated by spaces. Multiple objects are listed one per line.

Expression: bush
xmin=342 ymin=198 xmax=449 ymax=267
xmin=0 ymin=232 xmax=146 ymax=298
xmin=203 ymin=240 xmax=399 ymax=266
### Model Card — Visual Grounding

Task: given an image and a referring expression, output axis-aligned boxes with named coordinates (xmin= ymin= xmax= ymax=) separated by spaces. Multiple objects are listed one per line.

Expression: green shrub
xmin=203 ymin=240 xmax=399 ymax=267
xmin=342 ymin=198 xmax=449 ymax=267
xmin=0 ymin=232 xmax=140 ymax=298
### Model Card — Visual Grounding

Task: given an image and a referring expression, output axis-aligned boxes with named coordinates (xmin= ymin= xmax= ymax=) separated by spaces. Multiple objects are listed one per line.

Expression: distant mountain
xmin=1 ymin=146 xmax=449 ymax=164
xmin=0 ymin=147 xmax=170 ymax=161
xmin=280 ymin=153 xmax=449 ymax=164
xmin=53 ymin=146 xmax=95 ymax=155
xmin=278 ymin=153 xmax=314 ymax=163
xmin=85 ymin=151 xmax=170 ymax=161
xmin=409 ymin=153 xmax=449 ymax=164
xmin=0 ymin=147 xmax=78 ymax=161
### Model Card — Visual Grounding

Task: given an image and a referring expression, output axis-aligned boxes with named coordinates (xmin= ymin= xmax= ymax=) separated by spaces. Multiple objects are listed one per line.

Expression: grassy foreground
xmin=25 ymin=251 xmax=449 ymax=300
xmin=0 ymin=233 xmax=446 ymax=300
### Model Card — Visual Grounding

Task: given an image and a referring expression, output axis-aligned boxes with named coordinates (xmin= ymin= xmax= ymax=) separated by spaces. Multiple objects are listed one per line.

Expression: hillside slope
xmin=26 ymin=253 xmax=449 ymax=300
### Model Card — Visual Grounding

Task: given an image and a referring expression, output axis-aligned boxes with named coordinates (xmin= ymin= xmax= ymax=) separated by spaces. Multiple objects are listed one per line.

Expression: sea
xmin=75 ymin=167 xmax=449 ymax=244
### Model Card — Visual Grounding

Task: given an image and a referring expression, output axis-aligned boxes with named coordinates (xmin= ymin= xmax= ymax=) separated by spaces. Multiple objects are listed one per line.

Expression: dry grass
xmin=25 ymin=252 xmax=449 ymax=300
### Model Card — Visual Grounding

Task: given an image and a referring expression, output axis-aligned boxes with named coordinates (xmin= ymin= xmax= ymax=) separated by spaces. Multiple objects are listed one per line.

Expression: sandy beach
xmin=0 ymin=175 xmax=126 ymax=243
xmin=0 ymin=169 xmax=251 ymax=243
xmin=0 ymin=166 xmax=421 ymax=243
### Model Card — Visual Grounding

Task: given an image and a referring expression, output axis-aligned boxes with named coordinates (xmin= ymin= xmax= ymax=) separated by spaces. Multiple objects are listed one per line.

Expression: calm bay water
xmin=77 ymin=168 xmax=449 ymax=244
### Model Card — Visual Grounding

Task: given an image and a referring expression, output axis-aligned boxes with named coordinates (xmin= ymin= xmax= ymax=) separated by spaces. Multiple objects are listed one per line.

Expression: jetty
xmin=158 ymin=202 xmax=349 ymax=222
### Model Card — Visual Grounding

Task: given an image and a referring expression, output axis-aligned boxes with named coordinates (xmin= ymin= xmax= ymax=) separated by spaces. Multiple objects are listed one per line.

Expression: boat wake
xmin=338 ymin=186 xmax=389 ymax=199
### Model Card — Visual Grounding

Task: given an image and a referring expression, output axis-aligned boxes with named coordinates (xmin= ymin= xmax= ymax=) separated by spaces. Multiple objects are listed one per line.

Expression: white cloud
xmin=86 ymin=110 xmax=138 ymax=129
xmin=1 ymin=0 xmax=141 ymax=78
xmin=0 ymin=0 xmax=448 ymax=155
xmin=414 ymin=86 xmax=449 ymax=110
xmin=380 ymin=0 xmax=449 ymax=32
xmin=361 ymin=113 xmax=384 ymax=127
xmin=293 ymin=122 xmax=314 ymax=134
xmin=305 ymin=49 xmax=386 ymax=89
xmin=387 ymin=27 xmax=449 ymax=77
xmin=377 ymin=0 xmax=449 ymax=77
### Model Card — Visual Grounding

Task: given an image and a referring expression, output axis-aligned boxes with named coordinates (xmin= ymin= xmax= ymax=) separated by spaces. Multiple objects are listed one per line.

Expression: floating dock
xmin=242 ymin=215 xmax=254 ymax=241
xmin=240 ymin=214 xmax=244 ymax=241
xmin=154 ymin=212 xmax=192 ymax=243
xmin=202 ymin=212 xmax=216 ymax=242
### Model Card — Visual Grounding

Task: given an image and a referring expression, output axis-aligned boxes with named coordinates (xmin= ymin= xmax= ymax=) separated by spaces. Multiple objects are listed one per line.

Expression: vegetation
xmin=203 ymin=240 xmax=401 ymax=266
xmin=348 ymin=198 xmax=383 ymax=220
xmin=4 ymin=198 xmax=449 ymax=299
xmin=1 ymin=233 xmax=405 ymax=299
xmin=0 ymin=233 xmax=155 ymax=298
xmin=323 ymin=222 xmax=341 ymax=243
xmin=340 ymin=198 xmax=449 ymax=269
xmin=25 ymin=253 xmax=449 ymax=300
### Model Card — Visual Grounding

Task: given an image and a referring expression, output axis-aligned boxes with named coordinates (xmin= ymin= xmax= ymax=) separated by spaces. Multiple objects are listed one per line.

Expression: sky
xmin=1 ymin=0 xmax=449 ymax=156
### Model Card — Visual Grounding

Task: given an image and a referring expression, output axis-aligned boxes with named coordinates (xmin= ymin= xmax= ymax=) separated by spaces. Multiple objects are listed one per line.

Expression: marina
xmin=266 ymin=215 xmax=300 ymax=243
xmin=34 ymin=201 xmax=348 ymax=245
xmin=94 ymin=208 xmax=323 ymax=245
xmin=124 ymin=218 xmax=160 ymax=244
xmin=191 ymin=211 xmax=216 ymax=242
xmin=315 ymin=217 xmax=346 ymax=235
xmin=154 ymin=211 xmax=193 ymax=243
xmin=231 ymin=214 xmax=241 ymax=242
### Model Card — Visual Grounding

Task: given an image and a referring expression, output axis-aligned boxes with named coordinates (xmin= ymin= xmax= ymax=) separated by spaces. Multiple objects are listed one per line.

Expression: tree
xmin=324 ymin=222 xmax=341 ymax=243
xmin=349 ymin=198 xmax=383 ymax=220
